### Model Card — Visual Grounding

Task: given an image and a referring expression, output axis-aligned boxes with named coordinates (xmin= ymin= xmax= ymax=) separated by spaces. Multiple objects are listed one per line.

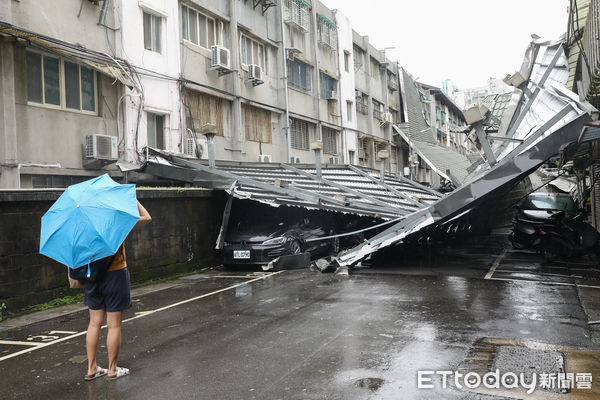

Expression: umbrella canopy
xmin=40 ymin=174 xmax=139 ymax=268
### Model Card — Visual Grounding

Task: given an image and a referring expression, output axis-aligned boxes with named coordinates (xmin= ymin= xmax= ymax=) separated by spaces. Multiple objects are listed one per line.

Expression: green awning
xmin=298 ymin=0 xmax=311 ymax=7
xmin=317 ymin=13 xmax=336 ymax=28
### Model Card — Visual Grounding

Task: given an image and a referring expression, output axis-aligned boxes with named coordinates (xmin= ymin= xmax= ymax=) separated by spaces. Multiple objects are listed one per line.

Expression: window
xmin=355 ymin=91 xmax=368 ymax=115
xmin=322 ymin=127 xmax=338 ymax=155
xmin=242 ymin=104 xmax=272 ymax=143
xmin=143 ymin=11 xmax=162 ymax=53
xmin=353 ymin=45 xmax=364 ymax=71
xmin=317 ymin=14 xmax=337 ymax=50
xmin=181 ymin=5 xmax=219 ymax=49
xmin=147 ymin=113 xmax=164 ymax=149
xmin=31 ymin=174 xmax=89 ymax=189
xmin=240 ymin=34 xmax=265 ymax=71
xmin=370 ymin=57 xmax=379 ymax=79
xmin=288 ymin=58 xmax=311 ymax=91
xmin=372 ymin=99 xmax=384 ymax=121
xmin=184 ymin=90 xmax=225 ymax=136
xmin=320 ymin=72 xmax=337 ymax=99
xmin=346 ymin=100 xmax=353 ymax=121
xmin=344 ymin=51 xmax=350 ymax=72
xmin=26 ymin=50 xmax=96 ymax=113
xmin=283 ymin=0 xmax=310 ymax=32
xmin=290 ymin=118 xmax=310 ymax=150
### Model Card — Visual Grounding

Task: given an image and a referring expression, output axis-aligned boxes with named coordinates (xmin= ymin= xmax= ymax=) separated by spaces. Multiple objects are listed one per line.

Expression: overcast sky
xmin=320 ymin=0 xmax=569 ymax=90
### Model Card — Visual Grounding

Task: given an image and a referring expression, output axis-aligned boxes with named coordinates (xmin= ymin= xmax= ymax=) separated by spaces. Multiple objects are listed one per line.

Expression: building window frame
xmin=240 ymin=33 xmax=266 ymax=72
xmin=319 ymin=72 xmax=337 ymax=99
xmin=181 ymin=4 xmax=220 ymax=50
xmin=344 ymin=51 xmax=350 ymax=72
xmin=287 ymin=58 xmax=312 ymax=91
xmin=290 ymin=117 xmax=310 ymax=150
xmin=346 ymin=100 xmax=353 ymax=121
xmin=143 ymin=11 xmax=162 ymax=53
xmin=147 ymin=112 xmax=165 ymax=150
xmin=317 ymin=14 xmax=337 ymax=51
xmin=26 ymin=49 xmax=97 ymax=115
xmin=322 ymin=127 xmax=338 ymax=155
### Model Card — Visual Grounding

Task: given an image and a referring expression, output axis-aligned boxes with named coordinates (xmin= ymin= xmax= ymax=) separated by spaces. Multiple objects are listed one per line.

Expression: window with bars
xmin=322 ymin=127 xmax=338 ymax=155
xmin=181 ymin=5 xmax=220 ymax=49
xmin=358 ymin=137 xmax=371 ymax=166
xmin=290 ymin=118 xmax=311 ymax=150
xmin=372 ymin=100 xmax=384 ymax=121
xmin=355 ymin=91 xmax=368 ymax=115
xmin=283 ymin=0 xmax=311 ymax=32
xmin=26 ymin=50 xmax=96 ymax=113
xmin=288 ymin=58 xmax=311 ymax=90
xmin=353 ymin=45 xmax=365 ymax=72
xmin=317 ymin=14 xmax=337 ymax=50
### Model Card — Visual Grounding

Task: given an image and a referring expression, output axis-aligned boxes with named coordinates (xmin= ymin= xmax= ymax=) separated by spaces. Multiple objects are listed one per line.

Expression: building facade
xmin=0 ymin=0 xmax=466 ymax=189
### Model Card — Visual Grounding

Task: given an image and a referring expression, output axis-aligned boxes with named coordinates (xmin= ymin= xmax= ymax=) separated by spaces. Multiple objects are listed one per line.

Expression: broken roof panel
xmin=336 ymin=36 xmax=596 ymax=268
xmin=397 ymin=69 xmax=475 ymax=184
xmin=141 ymin=152 xmax=441 ymax=220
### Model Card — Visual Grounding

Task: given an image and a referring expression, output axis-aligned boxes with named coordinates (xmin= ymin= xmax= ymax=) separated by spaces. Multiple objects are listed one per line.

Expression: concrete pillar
xmin=0 ymin=40 xmax=18 ymax=188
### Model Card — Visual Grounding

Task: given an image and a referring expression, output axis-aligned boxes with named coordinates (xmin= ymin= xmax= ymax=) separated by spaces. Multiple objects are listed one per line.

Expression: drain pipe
xmin=311 ymin=140 xmax=323 ymax=180
xmin=17 ymin=163 xmax=62 ymax=189
xmin=201 ymin=123 xmax=217 ymax=168
xmin=279 ymin=4 xmax=292 ymax=162
xmin=378 ymin=150 xmax=389 ymax=183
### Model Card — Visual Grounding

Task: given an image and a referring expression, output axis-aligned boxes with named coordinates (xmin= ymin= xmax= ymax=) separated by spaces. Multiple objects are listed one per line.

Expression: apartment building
xmin=0 ymin=0 xmax=466 ymax=189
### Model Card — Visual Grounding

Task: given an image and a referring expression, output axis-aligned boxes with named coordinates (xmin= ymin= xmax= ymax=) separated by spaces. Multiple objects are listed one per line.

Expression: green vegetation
xmin=0 ymin=302 xmax=7 ymax=322
xmin=24 ymin=294 xmax=84 ymax=313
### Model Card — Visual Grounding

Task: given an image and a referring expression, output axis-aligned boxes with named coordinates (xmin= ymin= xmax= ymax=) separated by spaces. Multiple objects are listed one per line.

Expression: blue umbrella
xmin=40 ymin=174 xmax=139 ymax=269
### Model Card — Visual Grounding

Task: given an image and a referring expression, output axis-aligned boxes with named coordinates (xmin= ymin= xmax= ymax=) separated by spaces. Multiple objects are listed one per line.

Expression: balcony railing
xmin=582 ymin=0 xmax=600 ymax=108
xmin=372 ymin=109 xmax=383 ymax=121
xmin=356 ymin=102 xmax=369 ymax=115
xmin=387 ymin=77 xmax=399 ymax=91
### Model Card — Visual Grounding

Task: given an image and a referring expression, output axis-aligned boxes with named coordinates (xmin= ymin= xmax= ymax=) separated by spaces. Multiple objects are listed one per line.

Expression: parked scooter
xmin=539 ymin=210 xmax=600 ymax=261
xmin=510 ymin=205 xmax=600 ymax=260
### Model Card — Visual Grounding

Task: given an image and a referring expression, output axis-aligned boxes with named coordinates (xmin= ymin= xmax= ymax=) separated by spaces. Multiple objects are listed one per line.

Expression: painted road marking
xmin=0 ymin=271 xmax=283 ymax=362
xmin=494 ymin=269 xmax=584 ymax=279
xmin=0 ymin=340 xmax=43 ymax=347
xmin=484 ymin=247 xmax=508 ymax=279
xmin=487 ymin=276 xmax=600 ymax=289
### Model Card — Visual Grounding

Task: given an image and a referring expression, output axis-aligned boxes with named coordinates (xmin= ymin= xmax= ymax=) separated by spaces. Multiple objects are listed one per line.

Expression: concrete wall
xmin=0 ymin=188 xmax=225 ymax=314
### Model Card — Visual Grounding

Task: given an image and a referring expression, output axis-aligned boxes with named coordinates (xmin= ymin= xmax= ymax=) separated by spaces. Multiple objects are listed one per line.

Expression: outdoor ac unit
xmin=185 ymin=138 xmax=208 ymax=159
xmin=384 ymin=112 xmax=394 ymax=123
xmin=85 ymin=134 xmax=117 ymax=160
xmin=326 ymin=90 xmax=338 ymax=101
xmin=247 ymin=64 xmax=264 ymax=86
xmin=211 ymin=45 xmax=231 ymax=71
xmin=257 ymin=154 xmax=272 ymax=163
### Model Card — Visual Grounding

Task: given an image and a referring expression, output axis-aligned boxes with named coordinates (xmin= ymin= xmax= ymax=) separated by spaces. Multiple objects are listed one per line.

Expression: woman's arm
xmin=134 ymin=200 xmax=152 ymax=228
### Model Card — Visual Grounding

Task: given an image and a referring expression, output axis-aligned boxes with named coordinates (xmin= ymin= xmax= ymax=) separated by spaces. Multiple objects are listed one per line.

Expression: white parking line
xmin=0 ymin=340 xmax=44 ymax=347
xmin=484 ymin=247 xmax=508 ymax=279
xmin=0 ymin=271 xmax=284 ymax=362
xmin=493 ymin=269 xmax=584 ymax=279
xmin=487 ymin=276 xmax=600 ymax=289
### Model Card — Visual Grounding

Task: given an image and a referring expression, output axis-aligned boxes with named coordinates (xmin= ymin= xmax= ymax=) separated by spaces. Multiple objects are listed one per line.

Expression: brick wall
xmin=0 ymin=188 xmax=225 ymax=313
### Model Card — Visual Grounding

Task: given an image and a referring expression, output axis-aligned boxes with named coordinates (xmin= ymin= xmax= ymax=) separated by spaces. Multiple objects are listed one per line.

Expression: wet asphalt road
xmin=1 ymin=237 xmax=599 ymax=399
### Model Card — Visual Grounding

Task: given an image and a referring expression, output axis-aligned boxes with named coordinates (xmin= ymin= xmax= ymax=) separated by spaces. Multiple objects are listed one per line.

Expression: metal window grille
xmin=322 ymin=127 xmax=338 ymax=155
xmin=284 ymin=0 xmax=310 ymax=32
xmin=320 ymin=73 xmax=337 ymax=99
xmin=317 ymin=15 xmax=337 ymax=50
xmin=290 ymin=118 xmax=310 ymax=150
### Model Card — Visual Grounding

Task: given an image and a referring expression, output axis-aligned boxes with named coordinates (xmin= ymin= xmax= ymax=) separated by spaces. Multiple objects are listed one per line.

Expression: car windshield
xmin=522 ymin=195 xmax=576 ymax=211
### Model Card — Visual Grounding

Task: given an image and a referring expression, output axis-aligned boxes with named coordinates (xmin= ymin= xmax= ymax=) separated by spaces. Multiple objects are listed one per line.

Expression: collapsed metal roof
xmin=141 ymin=153 xmax=441 ymax=220
xmin=334 ymin=36 xmax=597 ymax=267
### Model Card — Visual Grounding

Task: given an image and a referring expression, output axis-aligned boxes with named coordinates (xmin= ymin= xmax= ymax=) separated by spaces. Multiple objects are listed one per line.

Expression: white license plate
xmin=233 ymin=250 xmax=250 ymax=259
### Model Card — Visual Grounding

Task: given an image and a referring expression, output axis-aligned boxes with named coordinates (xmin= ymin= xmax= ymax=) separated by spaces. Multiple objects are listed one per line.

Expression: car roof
xmin=528 ymin=192 xmax=572 ymax=198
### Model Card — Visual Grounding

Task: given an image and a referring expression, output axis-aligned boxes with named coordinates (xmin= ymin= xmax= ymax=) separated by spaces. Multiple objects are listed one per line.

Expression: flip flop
xmin=107 ymin=367 xmax=130 ymax=381
xmin=84 ymin=366 xmax=107 ymax=381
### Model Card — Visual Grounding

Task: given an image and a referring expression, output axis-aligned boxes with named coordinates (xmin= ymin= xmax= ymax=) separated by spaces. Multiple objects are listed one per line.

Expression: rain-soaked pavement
xmin=2 ymin=234 xmax=600 ymax=399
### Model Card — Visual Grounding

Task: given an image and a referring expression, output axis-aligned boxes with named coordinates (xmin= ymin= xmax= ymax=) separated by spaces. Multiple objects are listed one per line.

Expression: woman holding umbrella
xmin=40 ymin=174 xmax=153 ymax=380
xmin=84 ymin=199 xmax=152 ymax=381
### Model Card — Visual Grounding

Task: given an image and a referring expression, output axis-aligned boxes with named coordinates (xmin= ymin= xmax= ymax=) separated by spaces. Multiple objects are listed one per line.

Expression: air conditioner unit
xmin=85 ymin=134 xmax=118 ymax=160
xmin=328 ymin=156 xmax=339 ymax=164
xmin=384 ymin=112 xmax=394 ymax=123
xmin=211 ymin=45 xmax=231 ymax=71
xmin=257 ymin=154 xmax=272 ymax=163
xmin=247 ymin=64 xmax=264 ymax=86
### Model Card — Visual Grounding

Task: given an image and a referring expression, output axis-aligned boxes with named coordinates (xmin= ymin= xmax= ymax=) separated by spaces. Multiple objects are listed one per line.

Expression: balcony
xmin=388 ymin=77 xmax=399 ymax=91
xmin=356 ymin=103 xmax=369 ymax=115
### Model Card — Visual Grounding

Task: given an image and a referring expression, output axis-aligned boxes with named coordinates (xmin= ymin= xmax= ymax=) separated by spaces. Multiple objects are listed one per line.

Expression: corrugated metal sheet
xmin=142 ymin=153 xmax=441 ymax=220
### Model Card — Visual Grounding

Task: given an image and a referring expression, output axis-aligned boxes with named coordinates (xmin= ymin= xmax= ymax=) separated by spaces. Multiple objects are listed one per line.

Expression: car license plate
xmin=233 ymin=250 xmax=250 ymax=259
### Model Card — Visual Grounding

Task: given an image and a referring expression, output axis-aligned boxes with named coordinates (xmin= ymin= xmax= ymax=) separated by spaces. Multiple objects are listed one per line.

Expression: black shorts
xmin=84 ymin=268 xmax=131 ymax=312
